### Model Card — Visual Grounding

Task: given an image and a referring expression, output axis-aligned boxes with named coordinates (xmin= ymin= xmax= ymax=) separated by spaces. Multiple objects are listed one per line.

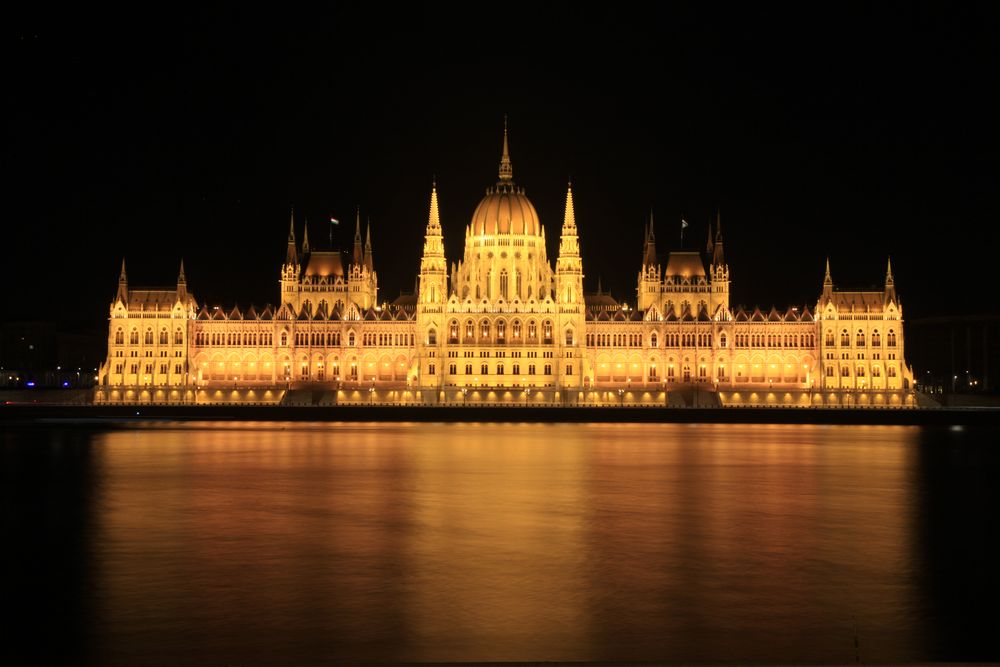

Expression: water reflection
xmin=4 ymin=422 xmax=997 ymax=663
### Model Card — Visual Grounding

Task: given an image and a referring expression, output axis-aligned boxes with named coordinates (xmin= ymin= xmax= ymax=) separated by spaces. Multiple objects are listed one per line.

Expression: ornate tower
xmin=416 ymin=181 xmax=447 ymax=389
xmin=556 ymin=181 xmax=585 ymax=388
xmin=280 ymin=208 xmax=300 ymax=305
xmin=708 ymin=211 xmax=730 ymax=313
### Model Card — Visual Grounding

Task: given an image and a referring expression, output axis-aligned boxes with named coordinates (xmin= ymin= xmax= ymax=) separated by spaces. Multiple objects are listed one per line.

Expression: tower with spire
xmin=709 ymin=211 xmax=729 ymax=311
xmin=636 ymin=211 xmax=661 ymax=311
xmin=555 ymin=181 xmax=585 ymax=387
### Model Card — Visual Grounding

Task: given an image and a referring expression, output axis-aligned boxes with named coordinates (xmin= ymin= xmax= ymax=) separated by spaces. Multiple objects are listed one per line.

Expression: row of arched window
xmin=114 ymin=327 xmax=183 ymax=346
xmin=194 ymin=331 xmax=274 ymax=346
xmin=734 ymin=333 xmax=815 ymax=348
xmin=826 ymin=329 xmax=896 ymax=347
xmin=445 ymin=318 xmax=554 ymax=344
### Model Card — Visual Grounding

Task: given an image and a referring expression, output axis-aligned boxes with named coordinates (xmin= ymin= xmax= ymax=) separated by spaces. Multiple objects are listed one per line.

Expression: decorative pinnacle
xmin=824 ymin=257 xmax=832 ymax=283
xmin=119 ymin=258 xmax=127 ymax=281
xmin=428 ymin=180 xmax=441 ymax=231
xmin=886 ymin=256 xmax=894 ymax=284
xmin=178 ymin=258 xmax=186 ymax=283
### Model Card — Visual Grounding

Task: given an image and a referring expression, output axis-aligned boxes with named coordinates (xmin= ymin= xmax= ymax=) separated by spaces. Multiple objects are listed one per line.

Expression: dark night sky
xmin=7 ymin=4 xmax=999 ymax=330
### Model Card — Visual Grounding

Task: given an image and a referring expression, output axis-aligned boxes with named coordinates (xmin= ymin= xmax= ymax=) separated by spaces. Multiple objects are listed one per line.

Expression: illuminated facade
xmin=97 ymin=127 xmax=915 ymax=406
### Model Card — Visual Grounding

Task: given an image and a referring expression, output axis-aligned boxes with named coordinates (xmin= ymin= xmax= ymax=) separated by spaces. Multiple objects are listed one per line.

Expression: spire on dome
xmin=498 ymin=116 xmax=513 ymax=182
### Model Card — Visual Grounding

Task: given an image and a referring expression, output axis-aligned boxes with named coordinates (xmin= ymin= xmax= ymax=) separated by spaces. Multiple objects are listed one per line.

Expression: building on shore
xmin=96 ymin=126 xmax=915 ymax=407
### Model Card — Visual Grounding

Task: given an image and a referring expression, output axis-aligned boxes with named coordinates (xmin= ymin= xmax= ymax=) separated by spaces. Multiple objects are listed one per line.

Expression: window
xmin=348 ymin=332 xmax=355 ymax=346
xmin=428 ymin=363 xmax=435 ymax=375
xmin=650 ymin=333 xmax=657 ymax=347
xmin=115 ymin=328 xmax=124 ymax=345
xmin=481 ymin=363 xmax=488 ymax=375
xmin=856 ymin=329 xmax=865 ymax=346
xmin=280 ymin=332 xmax=288 ymax=346
xmin=480 ymin=320 xmax=490 ymax=339
xmin=826 ymin=366 xmax=834 ymax=377
xmin=449 ymin=320 xmax=459 ymax=342
xmin=428 ymin=328 xmax=437 ymax=345
xmin=872 ymin=330 xmax=881 ymax=346
xmin=499 ymin=270 xmax=508 ymax=300
xmin=565 ymin=329 xmax=574 ymax=345
xmin=496 ymin=320 xmax=506 ymax=341
xmin=841 ymin=366 xmax=850 ymax=377
xmin=543 ymin=320 xmax=553 ymax=342
xmin=512 ymin=320 xmax=522 ymax=339
xmin=543 ymin=363 xmax=552 ymax=375
xmin=465 ymin=363 xmax=472 ymax=374
xmin=887 ymin=330 xmax=897 ymax=347
xmin=159 ymin=363 xmax=167 ymax=374
xmin=888 ymin=366 xmax=897 ymax=377
xmin=497 ymin=363 xmax=504 ymax=375
xmin=115 ymin=363 xmax=123 ymax=374
xmin=565 ymin=364 xmax=573 ymax=375
xmin=872 ymin=366 xmax=881 ymax=377
xmin=841 ymin=329 xmax=850 ymax=346
xmin=144 ymin=330 xmax=154 ymax=345
xmin=719 ymin=333 xmax=727 ymax=348
xmin=857 ymin=366 xmax=866 ymax=377
xmin=130 ymin=330 xmax=139 ymax=344
xmin=528 ymin=364 xmax=535 ymax=375
xmin=159 ymin=329 xmax=168 ymax=345
xmin=528 ymin=321 xmax=537 ymax=339
xmin=513 ymin=363 xmax=520 ymax=375
xmin=174 ymin=329 xmax=183 ymax=345
xmin=448 ymin=363 xmax=456 ymax=375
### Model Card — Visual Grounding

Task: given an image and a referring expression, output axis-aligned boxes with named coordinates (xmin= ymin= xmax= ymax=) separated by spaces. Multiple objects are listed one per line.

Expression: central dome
xmin=469 ymin=121 xmax=542 ymax=237
xmin=471 ymin=185 xmax=541 ymax=236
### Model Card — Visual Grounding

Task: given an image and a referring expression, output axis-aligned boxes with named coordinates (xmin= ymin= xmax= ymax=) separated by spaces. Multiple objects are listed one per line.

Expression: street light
xmin=524 ymin=387 xmax=531 ymax=407
xmin=618 ymin=387 xmax=625 ymax=407
xmin=369 ymin=385 xmax=375 ymax=405
xmin=462 ymin=387 xmax=467 ymax=406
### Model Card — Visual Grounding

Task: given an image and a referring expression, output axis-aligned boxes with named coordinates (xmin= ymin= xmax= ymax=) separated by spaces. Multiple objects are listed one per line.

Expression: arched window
xmin=348 ymin=332 xmax=355 ymax=347
xmin=465 ymin=320 xmax=475 ymax=340
xmin=280 ymin=332 xmax=288 ymax=346
xmin=887 ymin=330 xmax=897 ymax=347
xmin=528 ymin=320 xmax=537 ymax=339
xmin=841 ymin=329 xmax=850 ymax=346
xmin=428 ymin=328 xmax=436 ymax=345
xmin=174 ymin=329 xmax=183 ymax=345
xmin=515 ymin=270 xmax=522 ymax=299
xmin=497 ymin=363 xmax=504 ymax=375
xmin=115 ymin=328 xmax=124 ymax=345
xmin=499 ymin=270 xmax=508 ymax=300
xmin=159 ymin=329 xmax=168 ymax=345
xmin=857 ymin=366 xmax=866 ymax=377
xmin=872 ymin=330 xmax=881 ymax=346
xmin=841 ymin=366 xmax=850 ymax=377
xmin=480 ymin=319 xmax=490 ymax=339
xmin=888 ymin=366 xmax=897 ymax=377
xmin=719 ymin=333 xmax=727 ymax=348
xmin=650 ymin=333 xmax=658 ymax=347
xmin=449 ymin=320 xmax=459 ymax=342
xmin=543 ymin=320 xmax=553 ymax=342
xmin=565 ymin=329 xmax=574 ymax=345
xmin=512 ymin=320 xmax=522 ymax=339
xmin=144 ymin=329 xmax=153 ymax=345
xmin=496 ymin=320 xmax=506 ymax=340
xmin=856 ymin=329 xmax=865 ymax=346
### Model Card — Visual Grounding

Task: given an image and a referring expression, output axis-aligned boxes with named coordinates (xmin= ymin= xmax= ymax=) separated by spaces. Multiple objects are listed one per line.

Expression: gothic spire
xmin=643 ymin=210 xmax=657 ymax=268
xmin=824 ymin=257 xmax=832 ymax=284
xmin=364 ymin=218 xmax=373 ymax=272
xmin=427 ymin=178 xmax=441 ymax=232
xmin=353 ymin=206 xmax=363 ymax=267
xmin=498 ymin=116 xmax=513 ymax=182
xmin=119 ymin=258 xmax=127 ymax=283
xmin=563 ymin=181 xmax=576 ymax=231
xmin=712 ymin=210 xmax=725 ymax=267
xmin=302 ymin=218 xmax=310 ymax=255
xmin=885 ymin=256 xmax=894 ymax=285
xmin=285 ymin=207 xmax=298 ymax=266
xmin=116 ymin=258 xmax=128 ymax=303
xmin=177 ymin=258 xmax=186 ymax=284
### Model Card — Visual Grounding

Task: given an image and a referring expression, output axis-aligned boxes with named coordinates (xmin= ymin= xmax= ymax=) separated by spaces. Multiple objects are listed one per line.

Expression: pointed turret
xmin=498 ymin=116 xmax=513 ymax=182
xmin=363 ymin=219 xmax=373 ymax=273
xmin=822 ymin=257 xmax=833 ymax=299
xmin=711 ymin=210 xmax=725 ymax=267
xmin=352 ymin=207 xmax=363 ymax=267
xmin=706 ymin=222 xmax=715 ymax=256
xmin=419 ymin=180 xmax=447 ymax=305
xmin=885 ymin=256 xmax=896 ymax=302
xmin=116 ymin=258 xmax=128 ymax=303
xmin=556 ymin=181 xmax=583 ymax=302
xmin=176 ymin=258 xmax=187 ymax=301
xmin=285 ymin=207 xmax=298 ymax=266
xmin=302 ymin=218 xmax=310 ymax=255
xmin=643 ymin=211 xmax=657 ymax=268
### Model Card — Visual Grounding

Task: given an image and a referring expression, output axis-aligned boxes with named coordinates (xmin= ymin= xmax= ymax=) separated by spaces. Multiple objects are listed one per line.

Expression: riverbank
xmin=2 ymin=402 xmax=997 ymax=426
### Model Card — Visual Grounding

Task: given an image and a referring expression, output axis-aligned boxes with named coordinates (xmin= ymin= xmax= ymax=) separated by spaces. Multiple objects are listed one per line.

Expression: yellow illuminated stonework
xmin=96 ymin=127 xmax=915 ymax=407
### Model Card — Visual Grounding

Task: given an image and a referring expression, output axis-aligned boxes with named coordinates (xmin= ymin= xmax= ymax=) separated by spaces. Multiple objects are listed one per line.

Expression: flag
xmin=681 ymin=219 xmax=689 ymax=229
xmin=330 ymin=217 xmax=340 ymax=225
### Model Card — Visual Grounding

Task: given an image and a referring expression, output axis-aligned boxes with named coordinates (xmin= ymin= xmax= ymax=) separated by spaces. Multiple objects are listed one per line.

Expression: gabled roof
xmin=768 ymin=307 xmax=783 ymax=322
xmin=363 ymin=308 xmax=378 ymax=321
xmin=197 ymin=305 xmax=211 ymax=320
xmin=665 ymin=306 xmax=679 ymax=322
xmin=245 ymin=305 xmax=258 ymax=319
xmin=664 ymin=251 xmax=707 ymax=278
xmin=697 ymin=306 xmax=712 ymax=322
xmin=750 ymin=308 xmax=765 ymax=322
xmin=211 ymin=308 xmax=227 ymax=320
xmin=259 ymin=305 xmax=274 ymax=320
xmin=229 ymin=305 xmax=242 ymax=320
xmin=799 ymin=305 xmax=814 ymax=321
xmin=734 ymin=307 xmax=749 ymax=322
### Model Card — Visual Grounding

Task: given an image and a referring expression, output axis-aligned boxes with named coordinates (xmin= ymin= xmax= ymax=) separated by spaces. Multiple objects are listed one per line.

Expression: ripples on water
xmin=3 ymin=422 xmax=998 ymax=664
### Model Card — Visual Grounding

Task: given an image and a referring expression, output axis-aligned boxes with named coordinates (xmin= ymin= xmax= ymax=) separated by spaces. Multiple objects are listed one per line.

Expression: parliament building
xmin=96 ymin=127 xmax=915 ymax=407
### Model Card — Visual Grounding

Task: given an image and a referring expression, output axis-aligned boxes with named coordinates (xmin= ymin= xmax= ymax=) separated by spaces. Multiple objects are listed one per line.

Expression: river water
xmin=3 ymin=422 xmax=997 ymax=664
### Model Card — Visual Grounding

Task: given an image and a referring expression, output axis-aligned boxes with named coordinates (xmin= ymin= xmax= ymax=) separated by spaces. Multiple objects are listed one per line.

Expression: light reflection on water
xmin=73 ymin=422 xmax=922 ymax=664
xmin=8 ymin=421 xmax=998 ymax=663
